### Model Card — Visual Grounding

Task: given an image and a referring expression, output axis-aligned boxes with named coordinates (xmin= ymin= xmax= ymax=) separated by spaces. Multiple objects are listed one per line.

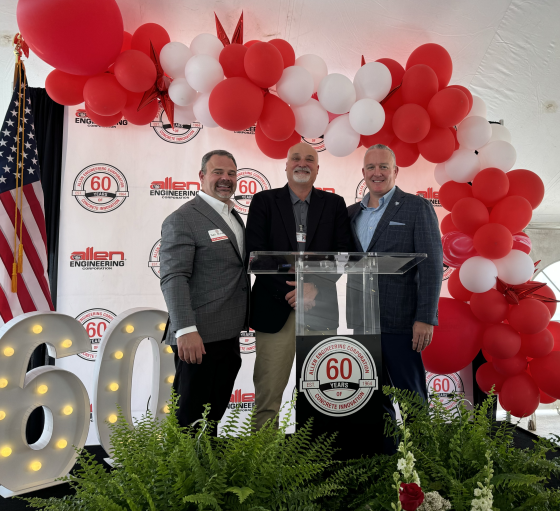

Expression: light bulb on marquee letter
xmin=0 ymin=378 xmax=7 ymax=388
xmin=32 ymin=325 xmax=42 ymax=334
xmin=56 ymin=440 xmax=67 ymax=449
xmin=30 ymin=461 xmax=42 ymax=472
xmin=61 ymin=339 xmax=72 ymax=348
xmin=0 ymin=411 xmax=5 ymax=421
xmin=158 ymin=323 xmax=166 ymax=331
xmin=114 ymin=351 xmax=124 ymax=360
xmin=3 ymin=347 xmax=14 ymax=357
xmin=62 ymin=406 xmax=73 ymax=416
xmin=108 ymin=414 xmax=118 ymax=424
xmin=125 ymin=325 xmax=135 ymax=333
xmin=37 ymin=385 xmax=48 ymax=395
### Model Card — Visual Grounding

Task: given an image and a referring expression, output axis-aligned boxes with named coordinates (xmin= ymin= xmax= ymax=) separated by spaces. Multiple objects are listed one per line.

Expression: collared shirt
xmin=354 ymin=186 xmax=396 ymax=251
xmin=289 ymin=186 xmax=312 ymax=251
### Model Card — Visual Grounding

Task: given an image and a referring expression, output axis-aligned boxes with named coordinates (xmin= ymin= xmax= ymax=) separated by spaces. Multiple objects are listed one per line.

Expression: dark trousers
xmin=171 ymin=336 xmax=241 ymax=434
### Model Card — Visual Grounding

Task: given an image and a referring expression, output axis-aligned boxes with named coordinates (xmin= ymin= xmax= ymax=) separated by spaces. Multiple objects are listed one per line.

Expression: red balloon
xmin=520 ymin=329 xmax=554 ymax=358
xmin=427 ymin=88 xmax=470 ymax=128
xmin=83 ymin=74 xmax=127 ymax=116
xmin=530 ymin=351 xmax=560 ymax=399
xmin=390 ymin=138 xmax=419 ymax=167
xmin=130 ymin=23 xmax=170 ymax=57
xmin=536 ymin=285 xmax=557 ymax=317
xmin=401 ymin=65 xmax=439 ymax=108
xmin=209 ymin=77 xmax=265 ymax=131
xmin=121 ymin=31 xmax=132 ymax=53
xmin=499 ymin=373 xmax=540 ymax=417
xmin=540 ymin=389 xmax=556 ymax=404
xmin=422 ymin=298 xmax=483 ymax=373
xmin=255 ymin=125 xmax=301 ymax=159
xmin=442 ymin=231 xmax=477 ymax=268
xmin=483 ymin=323 xmax=521 ymax=359
xmin=451 ymin=197 xmax=489 ymax=236
xmin=219 ymin=44 xmax=248 ymax=78
xmin=507 ymin=169 xmax=545 ymax=209
xmin=447 ymin=270 xmax=473 ymax=302
xmin=418 ymin=126 xmax=455 ymax=163
xmin=258 ymin=94 xmax=296 ymax=142
xmin=244 ymin=42 xmax=284 ymax=88
xmin=473 ymin=223 xmax=513 ymax=259
xmin=361 ymin=109 xmax=395 ymax=147
xmin=470 ymin=289 xmax=509 ymax=324
xmin=438 ymin=181 xmax=472 ymax=212
xmin=114 ymin=50 xmax=156 ymax=92
xmin=446 ymin=85 xmax=473 ymax=112
xmin=472 ymin=168 xmax=509 ymax=207
xmin=493 ymin=352 xmax=527 ymax=376
xmin=85 ymin=104 xmax=122 ymax=127
xmin=450 ymin=127 xmax=460 ymax=150
xmin=476 ymin=362 xmax=506 ymax=394
xmin=45 ymin=70 xmax=91 ymax=106
xmin=512 ymin=232 xmax=532 ymax=255
xmin=122 ymin=92 xmax=158 ymax=125
xmin=406 ymin=43 xmax=453 ymax=89
xmin=508 ymin=299 xmax=551 ymax=335
xmin=549 ymin=321 xmax=560 ymax=351
xmin=244 ymin=40 xmax=260 ymax=48
xmin=376 ymin=58 xmax=405 ymax=90
xmin=489 ymin=196 xmax=533 ymax=235
xmin=269 ymin=39 xmax=295 ymax=68
xmin=482 ymin=349 xmax=493 ymax=362
xmin=440 ymin=214 xmax=458 ymax=235
xmin=17 ymin=0 xmax=123 ymax=76
xmin=382 ymin=87 xmax=404 ymax=111
xmin=393 ymin=104 xmax=431 ymax=144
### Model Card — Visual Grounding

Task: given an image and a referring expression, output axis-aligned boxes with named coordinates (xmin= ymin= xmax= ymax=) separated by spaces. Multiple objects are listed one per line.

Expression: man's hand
xmin=285 ymin=281 xmax=318 ymax=311
xmin=177 ymin=331 xmax=206 ymax=364
xmin=412 ymin=321 xmax=433 ymax=352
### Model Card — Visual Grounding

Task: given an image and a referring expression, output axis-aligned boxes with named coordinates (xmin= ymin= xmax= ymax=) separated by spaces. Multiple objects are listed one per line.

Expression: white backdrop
xmin=55 ymin=105 xmax=471 ymax=445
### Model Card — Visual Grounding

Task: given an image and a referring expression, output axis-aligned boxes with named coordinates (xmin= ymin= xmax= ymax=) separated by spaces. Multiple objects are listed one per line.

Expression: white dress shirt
xmin=176 ymin=191 xmax=244 ymax=338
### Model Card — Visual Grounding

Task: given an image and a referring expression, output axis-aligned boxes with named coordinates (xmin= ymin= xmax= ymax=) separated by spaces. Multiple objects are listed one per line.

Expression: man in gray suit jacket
xmin=160 ymin=149 xmax=249 ymax=431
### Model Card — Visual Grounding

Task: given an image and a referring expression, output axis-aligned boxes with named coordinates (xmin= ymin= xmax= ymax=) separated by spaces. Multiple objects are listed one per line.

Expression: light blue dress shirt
xmin=354 ymin=186 xmax=396 ymax=251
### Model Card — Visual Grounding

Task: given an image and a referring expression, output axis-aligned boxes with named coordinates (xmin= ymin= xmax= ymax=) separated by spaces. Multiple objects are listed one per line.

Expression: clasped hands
xmin=285 ymin=281 xmax=318 ymax=312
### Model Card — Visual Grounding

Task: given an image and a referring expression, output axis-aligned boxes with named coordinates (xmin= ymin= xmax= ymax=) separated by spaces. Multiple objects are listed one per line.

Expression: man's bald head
xmin=287 ymin=142 xmax=319 ymax=162
xmin=285 ymin=142 xmax=319 ymax=187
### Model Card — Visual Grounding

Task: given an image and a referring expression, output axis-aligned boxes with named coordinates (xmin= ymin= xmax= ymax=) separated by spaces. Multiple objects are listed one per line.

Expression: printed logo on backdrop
xmin=76 ymin=308 xmax=117 ymax=361
xmin=302 ymin=135 xmax=326 ymax=152
xmin=239 ymin=329 xmax=256 ymax=354
xmin=300 ymin=336 xmax=377 ymax=417
xmin=426 ymin=372 xmax=465 ymax=410
xmin=150 ymin=178 xmax=200 ymax=200
xmin=70 ymin=247 xmax=125 ymax=270
xmin=316 ymin=187 xmax=335 ymax=194
xmin=416 ymin=187 xmax=441 ymax=207
xmin=74 ymin=109 xmax=128 ymax=128
xmin=442 ymin=264 xmax=454 ymax=282
xmin=232 ymin=168 xmax=271 ymax=215
xmin=228 ymin=389 xmax=255 ymax=411
xmin=151 ymin=105 xmax=202 ymax=144
xmin=234 ymin=125 xmax=256 ymax=135
xmin=149 ymin=239 xmax=161 ymax=278
xmin=72 ymin=163 xmax=129 ymax=213
xmin=355 ymin=179 xmax=368 ymax=203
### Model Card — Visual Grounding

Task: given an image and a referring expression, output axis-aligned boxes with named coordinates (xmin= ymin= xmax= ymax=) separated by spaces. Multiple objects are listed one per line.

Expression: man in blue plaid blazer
xmin=347 ymin=144 xmax=443 ymax=421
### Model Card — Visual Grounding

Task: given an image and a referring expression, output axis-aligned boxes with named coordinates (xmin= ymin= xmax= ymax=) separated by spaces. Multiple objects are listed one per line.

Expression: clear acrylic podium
xmin=248 ymin=252 xmax=426 ymax=458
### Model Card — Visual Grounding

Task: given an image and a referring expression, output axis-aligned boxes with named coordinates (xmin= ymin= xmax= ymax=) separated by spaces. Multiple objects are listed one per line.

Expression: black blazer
xmin=246 ymin=184 xmax=351 ymax=333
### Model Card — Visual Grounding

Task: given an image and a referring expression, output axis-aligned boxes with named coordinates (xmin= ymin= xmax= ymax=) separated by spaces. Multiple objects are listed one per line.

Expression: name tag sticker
xmin=208 ymin=229 xmax=228 ymax=242
xmin=296 ymin=232 xmax=307 ymax=243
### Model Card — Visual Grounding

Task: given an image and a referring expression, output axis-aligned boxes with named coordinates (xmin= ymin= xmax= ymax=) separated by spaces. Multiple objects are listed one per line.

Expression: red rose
xmin=399 ymin=482 xmax=425 ymax=511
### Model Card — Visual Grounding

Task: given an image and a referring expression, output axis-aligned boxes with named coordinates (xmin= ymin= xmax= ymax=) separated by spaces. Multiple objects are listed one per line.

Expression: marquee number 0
xmin=326 ymin=358 xmax=352 ymax=380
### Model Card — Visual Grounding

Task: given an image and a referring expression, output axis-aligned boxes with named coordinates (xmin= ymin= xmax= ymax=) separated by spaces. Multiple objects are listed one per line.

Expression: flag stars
xmin=28 ymin=168 xmax=34 ymax=174
xmin=7 ymin=156 xmax=13 ymax=163
xmin=31 ymin=158 xmax=37 ymax=165
xmin=22 ymin=152 xmax=27 ymax=159
xmin=25 ymin=141 xmax=31 ymax=149
xmin=25 ymin=107 xmax=31 ymax=115
xmin=6 ymin=120 xmax=13 ymax=127
xmin=27 ymin=97 xmax=31 ymax=105
xmin=11 ymin=145 xmax=16 ymax=152
xmin=0 ymin=176 xmax=6 ymax=184
xmin=0 ymin=139 xmax=6 ymax=146
xmin=3 ymin=165 xmax=9 ymax=173
xmin=2 ymin=129 xmax=9 ymax=137
xmin=28 ymin=132 xmax=34 ymax=140
xmin=34 ymin=148 xmax=38 ymax=155
xmin=10 ymin=109 xmax=17 ymax=116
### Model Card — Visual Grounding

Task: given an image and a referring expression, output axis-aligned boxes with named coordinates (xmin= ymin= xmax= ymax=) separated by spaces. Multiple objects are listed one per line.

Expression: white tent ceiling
xmin=1 ymin=0 xmax=559 ymax=224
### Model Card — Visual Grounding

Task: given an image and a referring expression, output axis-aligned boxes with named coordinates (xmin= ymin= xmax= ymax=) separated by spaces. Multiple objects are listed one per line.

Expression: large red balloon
xmin=549 ymin=321 xmax=560 ymax=351
xmin=17 ymin=0 xmax=123 ymax=76
xmin=447 ymin=270 xmax=473 ymax=302
xmin=269 ymin=39 xmax=295 ymax=68
xmin=376 ymin=58 xmax=405 ymax=90
xmin=85 ymin=104 xmax=122 ymax=127
xmin=422 ymin=298 xmax=483 ymax=374
xmin=130 ymin=23 xmax=170 ymax=57
xmin=219 ymin=44 xmax=248 ymax=78
xmin=361 ymin=110 xmax=395 ymax=147
xmin=427 ymin=88 xmax=470 ymax=128
xmin=122 ymin=93 xmax=158 ymax=126
xmin=390 ymin=138 xmax=419 ymax=167
xmin=512 ymin=232 xmax=532 ymax=254
xmin=452 ymin=197 xmax=489 ymax=236
xmin=406 ymin=43 xmax=453 ymax=89
xmin=83 ymin=74 xmax=127 ymax=116
xmin=483 ymin=324 xmax=521 ymax=359
xmin=530 ymin=351 xmax=560 ymax=399
xmin=393 ymin=104 xmax=431 ymax=143
xmin=540 ymin=389 xmax=556 ymax=404
xmin=121 ymin=31 xmax=132 ymax=53
xmin=493 ymin=352 xmax=527 ymax=376
xmin=520 ymin=329 xmax=554 ymax=358
xmin=442 ymin=231 xmax=477 ymax=268
xmin=470 ymin=289 xmax=509 ymax=324
xmin=446 ymin=85 xmax=473 ymax=112
xmin=440 ymin=214 xmax=458 ymax=235
xmin=418 ymin=125 xmax=455 ymax=163
xmin=45 ymin=70 xmax=91 ymax=106
xmin=499 ymin=373 xmax=540 ymax=417
xmin=244 ymin=42 xmax=284 ymax=88
xmin=472 ymin=168 xmax=509 ymax=207
xmin=438 ymin=181 xmax=472 ymax=212
xmin=508 ymin=299 xmax=551 ymax=335
xmin=507 ymin=169 xmax=545 ymax=210
xmin=401 ymin=65 xmax=439 ymax=108
xmin=476 ymin=362 xmax=506 ymax=394
xmin=536 ymin=285 xmax=557 ymax=317
xmin=473 ymin=223 xmax=512 ymax=259
xmin=258 ymin=94 xmax=296 ymax=142
xmin=255 ymin=125 xmax=301 ymax=159
xmin=209 ymin=77 xmax=265 ymax=131
xmin=489 ymin=196 xmax=533 ymax=234
xmin=114 ymin=50 xmax=156 ymax=92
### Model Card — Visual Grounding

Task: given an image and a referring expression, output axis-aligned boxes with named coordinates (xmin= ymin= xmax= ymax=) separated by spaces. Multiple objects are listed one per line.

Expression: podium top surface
xmin=248 ymin=251 xmax=427 ymax=274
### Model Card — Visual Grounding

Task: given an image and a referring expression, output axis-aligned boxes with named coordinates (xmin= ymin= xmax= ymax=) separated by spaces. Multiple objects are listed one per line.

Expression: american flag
xmin=0 ymin=67 xmax=54 ymax=324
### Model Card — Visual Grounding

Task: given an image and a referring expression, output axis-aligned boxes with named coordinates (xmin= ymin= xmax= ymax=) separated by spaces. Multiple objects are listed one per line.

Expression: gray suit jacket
xmin=159 ymin=195 xmax=249 ymax=344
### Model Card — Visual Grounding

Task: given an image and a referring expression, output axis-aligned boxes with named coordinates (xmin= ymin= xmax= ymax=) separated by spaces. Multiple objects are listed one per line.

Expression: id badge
xmin=296 ymin=232 xmax=307 ymax=243
xmin=208 ymin=229 xmax=228 ymax=242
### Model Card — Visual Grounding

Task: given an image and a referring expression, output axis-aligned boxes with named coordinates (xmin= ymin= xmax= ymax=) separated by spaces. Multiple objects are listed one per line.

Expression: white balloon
xmin=478 ymin=140 xmax=517 ymax=171
xmin=189 ymin=33 xmax=224 ymax=60
xmin=457 ymin=116 xmax=492 ymax=150
xmin=174 ymin=103 xmax=197 ymax=125
xmin=193 ymin=93 xmax=218 ymax=128
xmin=291 ymin=98 xmax=329 ymax=139
xmin=489 ymin=123 xmax=511 ymax=143
xmin=294 ymin=54 xmax=328 ymax=93
xmin=168 ymin=78 xmax=198 ymax=107
xmin=434 ymin=162 xmax=452 ymax=186
xmin=324 ymin=114 xmax=360 ymax=157
xmin=349 ymin=98 xmax=385 ymax=136
xmin=353 ymin=62 xmax=392 ymax=102
xmin=185 ymin=54 xmax=224 ymax=93
xmin=445 ymin=149 xmax=481 ymax=183
xmin=317 ymin=74 xmax=356 ymax=114
xmin=276 ymin=66 xmax=314 ymax=106
xmin=459 ymin=256 xmax=498 ymax=293
xmin=160 ymin=42 xmax=192 ymax=79
xmin=465 ymin=95 xmax=487 ymax=119
xmin=493 ymin=250 xmax=535 ymax=285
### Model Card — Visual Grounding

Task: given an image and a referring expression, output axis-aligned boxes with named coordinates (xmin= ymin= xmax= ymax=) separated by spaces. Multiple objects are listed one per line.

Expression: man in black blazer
xmin=246 ymin=142 xmax=351 ymax=429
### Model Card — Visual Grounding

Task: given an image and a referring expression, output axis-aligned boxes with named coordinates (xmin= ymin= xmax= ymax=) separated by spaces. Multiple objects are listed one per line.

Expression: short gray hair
xmin=364 ymin=144 xmax=397 ymax=167
xmin=201 ymin=150 xmax=237 ymax=174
